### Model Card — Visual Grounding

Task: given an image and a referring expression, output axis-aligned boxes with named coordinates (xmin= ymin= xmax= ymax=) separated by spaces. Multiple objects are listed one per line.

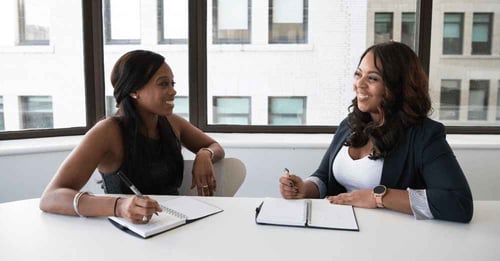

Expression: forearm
xmin=40 ymin=188 xmax=118 ymax=217
xmin=303 ymin=181 xmax=321 ymax=198
xmin=198 ymin=142 xmax=225 ymax=162
xmin=383 ymin=189 xmax=412 ymax=215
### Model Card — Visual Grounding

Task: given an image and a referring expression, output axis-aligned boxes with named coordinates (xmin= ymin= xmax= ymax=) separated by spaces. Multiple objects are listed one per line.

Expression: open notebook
xmin=109 ymin=197 xmax=223 ymax=238
xmin=255 ymin=198 xmax=358 ymax=231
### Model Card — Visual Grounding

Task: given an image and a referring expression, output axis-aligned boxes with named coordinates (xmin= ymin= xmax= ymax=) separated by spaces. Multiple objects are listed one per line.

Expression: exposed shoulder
xmin=166 ymin=114 xmax=189 ymax=138
xmin=85 ymin=117 xmax=123 ymax=144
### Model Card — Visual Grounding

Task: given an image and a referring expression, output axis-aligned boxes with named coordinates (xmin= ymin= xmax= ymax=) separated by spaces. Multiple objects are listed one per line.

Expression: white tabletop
xmin=0 ymin=196 xmax=499 ymax=261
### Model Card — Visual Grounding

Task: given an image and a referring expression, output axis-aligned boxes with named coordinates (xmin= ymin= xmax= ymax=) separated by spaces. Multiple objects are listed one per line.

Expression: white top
xmin=0 ymin=197 xmax=499 ymax=261
xmin=332 ymin=145 xmax=383 ymax=192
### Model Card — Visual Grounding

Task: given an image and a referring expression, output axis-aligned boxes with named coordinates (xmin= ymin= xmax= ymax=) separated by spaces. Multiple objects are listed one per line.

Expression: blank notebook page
xmin=308 ymin=200 xmax=358 ymax=230
xmin=256 ymin=198 xmax=307 ymax=226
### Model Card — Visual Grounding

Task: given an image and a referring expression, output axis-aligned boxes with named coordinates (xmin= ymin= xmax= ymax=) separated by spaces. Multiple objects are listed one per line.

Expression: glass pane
xmin=104 ymin=0 xmax=141 ymax=44
xmin=270 ymin=97 xmax=304 ymax=114
xmin=401 ymin=12 xmax=416 ymax=51
xmin=207 ymin=0 xmax=418 ymax=126
xmin=173 ymin=96 xmax=189 ymax=120
xmin=20 ymin=0 xmax=50 ymax=44
xmin=212 ymin=0 xmax=251 ymax=44
xmin=20 ymin=96 xmax=53 ymax=129
xmin=0 ymin=96 xmax=4 ymax=131
xmin=0 ymin=0 xmax=86 ymax=132
xmin=497 ymin=82 xmax=500 ymax=121
xmin=213 ymin=97 xmax=251 ymax=124
xmin=160 ymin=0 xmax=188 ymax=43
xmin=430 ymin=0 xmax=500 ymax=126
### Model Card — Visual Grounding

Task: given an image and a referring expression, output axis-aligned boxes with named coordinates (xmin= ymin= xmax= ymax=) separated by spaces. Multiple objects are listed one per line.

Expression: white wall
xmin=1 ymin=134 xmax=499 ymax=203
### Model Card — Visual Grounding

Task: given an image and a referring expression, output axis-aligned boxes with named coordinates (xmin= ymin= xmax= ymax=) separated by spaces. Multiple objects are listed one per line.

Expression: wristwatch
xmin=373 ymin=185 xmax=387 ymax=208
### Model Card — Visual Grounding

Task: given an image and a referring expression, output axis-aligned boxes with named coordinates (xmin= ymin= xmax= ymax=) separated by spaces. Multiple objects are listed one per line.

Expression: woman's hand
xmin=191 ymin=149 xmax=216 ymax=196
xmin=326 ymin=189 xmax=377 ymax=208
xmin=116 ymin=196 xmax=162 ymax=224
xmin=279 ymin=173 xmax=306 ymax=199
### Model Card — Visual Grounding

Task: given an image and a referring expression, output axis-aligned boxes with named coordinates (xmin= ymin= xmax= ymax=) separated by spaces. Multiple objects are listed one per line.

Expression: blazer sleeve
xmin=420 ymin=122 xmax=474 ymax=223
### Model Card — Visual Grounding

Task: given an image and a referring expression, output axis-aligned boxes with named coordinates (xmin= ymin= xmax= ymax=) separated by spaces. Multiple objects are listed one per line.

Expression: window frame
xmin=268 ymin=96 xmax=307 ymax=125
xmin=2 ymin=0 xmax=500 ymax=140
xmin=17 ymin=0 xmax=50 ymax=46
xmin=212 ymin=0 xmax=252 ymax=44
xmin=213 ymin=96 xmax=252 ymax=125
xmin=374 ymin=12 xmax=394 ymax=44
xmin=157 ymin=0 xmax=188 ymax=45
xmin=268 ymin=0 xmax=308 ymax=44
xmin=442 ymin=12 xmax=464 ymax=55
xmin=103 ymin=0 xmax=141 ymax=45
xmin=471 ymin=12 xmax=493 ymax=55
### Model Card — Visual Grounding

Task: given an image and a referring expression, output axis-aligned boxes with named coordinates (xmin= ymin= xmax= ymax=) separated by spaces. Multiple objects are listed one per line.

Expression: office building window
xmin=468 ymin=80 xmax=489 ymax=120
xmin=497 ymin=82 xmax=500 ymax=121
xmin=0 ymin=96 xmax=4 ymax=131
xmin=105 ymin=96 xmax=117 ymax=117
xmin=374 ymin=13 xmax=393 ymax=44
xmin=213 ymin=97 xmax=251 ymax=124
xmin=212 ymin=0 xmax=251 ymax=44
xmin=17 ymin=0 xmax=50 ymax=45
xmin=472 ymin=13 xmax=493 ymax=55
xmin=268 ymin=97 xmax=306 ymax=125
xmin=173 ymin=96 xmax=189 ymax=120
xmin=269 ymin=0 xmax=308 ymax=44
xmin=443 ymin=13 xmax=464 ymax=55
xmin=401 ymin=12 xmax=416 ymax=51
xmin=158 ymin=0 xmax=188 ymax=44
xmin=103 ymin=0 xmax=141 ymax=44
xmin=439 ymin=80 xmax=461 ymax=120
xmin=19 ymin=96 xmax=53 ymax=129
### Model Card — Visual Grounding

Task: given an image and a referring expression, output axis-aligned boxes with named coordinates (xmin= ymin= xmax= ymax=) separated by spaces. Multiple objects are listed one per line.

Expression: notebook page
xmin=256 ymin=198 xmax=307 ymax=226
xmin=308 ymin=200 xmax=358 ymax=230
xmin=160 ymin=197 xmax=223 ymax=221
xmin=109 ymin=213 xmax=185 ymax=238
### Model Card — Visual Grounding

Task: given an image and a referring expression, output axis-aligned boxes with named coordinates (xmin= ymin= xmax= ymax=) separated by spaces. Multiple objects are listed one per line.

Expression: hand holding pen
xmin=116 ymin=171 xmax=163 ymax=224
xmin=279 ymin=168 xmax=305 ymax=199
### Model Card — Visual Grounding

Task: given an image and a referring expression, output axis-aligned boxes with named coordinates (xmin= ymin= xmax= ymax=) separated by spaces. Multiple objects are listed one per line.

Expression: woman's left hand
xmin=191 ymin=150 xmax=216 ymax=196
xmin=326 ymin=189 xmax=377 ymax=208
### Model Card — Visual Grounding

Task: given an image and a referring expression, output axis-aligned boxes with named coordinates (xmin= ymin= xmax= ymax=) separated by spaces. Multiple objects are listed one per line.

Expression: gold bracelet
xmin=200 ymin=147 xmax=214 ymax=160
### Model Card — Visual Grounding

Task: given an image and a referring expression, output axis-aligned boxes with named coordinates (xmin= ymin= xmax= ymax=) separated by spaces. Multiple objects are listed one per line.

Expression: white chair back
xmin=179 ymin=157 xmax=246 ymax=197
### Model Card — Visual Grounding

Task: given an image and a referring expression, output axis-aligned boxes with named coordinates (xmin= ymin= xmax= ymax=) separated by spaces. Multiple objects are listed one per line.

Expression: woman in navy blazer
xmin=280 ymin=42 xmax=473 ymax=223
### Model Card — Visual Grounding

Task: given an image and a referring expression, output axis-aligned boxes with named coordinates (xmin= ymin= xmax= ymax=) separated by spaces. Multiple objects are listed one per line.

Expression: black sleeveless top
xmin=100 ymin=117 xmax=184 ymax=195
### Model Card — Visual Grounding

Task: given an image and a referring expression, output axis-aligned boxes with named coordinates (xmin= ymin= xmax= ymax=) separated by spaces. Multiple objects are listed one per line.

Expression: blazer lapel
xmin=380 ymin=134 xmax=410 ymax=187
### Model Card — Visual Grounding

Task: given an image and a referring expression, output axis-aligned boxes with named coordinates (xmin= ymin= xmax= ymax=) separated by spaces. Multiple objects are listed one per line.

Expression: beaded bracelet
xmin=73 ymin=191 xmax=91 ymax=217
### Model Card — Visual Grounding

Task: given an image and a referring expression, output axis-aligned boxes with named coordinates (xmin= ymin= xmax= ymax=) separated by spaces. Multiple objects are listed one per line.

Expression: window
xmin=213 ymin=97 xmax=251 ymax=124
xmin=17 ymin=0 xmax=50 ymax=45
xmin=173 ymin=96 xmax=189 ymax=120
xmin=468 ymin=80 xmax=489 ymax=120
xmin=472 ymin=13 xmax=493 ymax=55
xmin=19 ymin=96 xmax=53 ymax=129
xmin=0 ymin=96 xmax=4 ymax=131
xmin=268 ymin=97 xmax=306 ymax=125
xmin=103 ymin=0 xmax=141 ymax=44
xmin=212 ymin=0 xmax=251 ymax=44
xmin=440 ymin=80 xmax=461 ymax=120
xmin=497 ymin=82 xmax=500 ymax=121
xmin=374 ymin=12 xmax=393 ymax=44
xmin=269 ymin=0 xmax=308 ymax=44
xmin=443 ymin=13 xmax=464 ymax=55
xmin=158 ymin=0 xmax=188 ymax=44
xmin=401 ymin=12 xmax=416 ymax=51
xmin=105 ymin=96 xmax=117 ymax=117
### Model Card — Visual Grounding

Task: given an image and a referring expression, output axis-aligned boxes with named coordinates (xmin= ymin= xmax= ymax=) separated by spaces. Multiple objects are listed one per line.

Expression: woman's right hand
xmin=116 ymin=196 xmax=162 ymax=224
xmin=279 ymin=173 xmax=306 ymax=199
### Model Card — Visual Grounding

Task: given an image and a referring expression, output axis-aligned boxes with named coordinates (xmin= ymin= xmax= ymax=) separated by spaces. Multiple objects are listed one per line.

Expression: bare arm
xmin=168 ymin=114 xmax=225 ymax=195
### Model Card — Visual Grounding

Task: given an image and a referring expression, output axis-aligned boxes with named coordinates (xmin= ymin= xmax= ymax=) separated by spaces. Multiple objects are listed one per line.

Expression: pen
xmin=116 ymin=170 xmax=159 ymax=215
xmin=284 ymin=168 xmax=295 ymax=188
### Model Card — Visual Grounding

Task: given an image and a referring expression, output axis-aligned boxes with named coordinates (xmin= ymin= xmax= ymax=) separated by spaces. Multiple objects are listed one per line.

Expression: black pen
xmin=116 ymin=171 xmax=159 ymax=215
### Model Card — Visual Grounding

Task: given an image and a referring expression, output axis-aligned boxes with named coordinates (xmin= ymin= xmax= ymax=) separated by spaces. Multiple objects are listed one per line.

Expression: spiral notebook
xmin=255 ymin=198 xmax=358 ymax=231
xmin=109 ymin=197 xmax=223 ymax=238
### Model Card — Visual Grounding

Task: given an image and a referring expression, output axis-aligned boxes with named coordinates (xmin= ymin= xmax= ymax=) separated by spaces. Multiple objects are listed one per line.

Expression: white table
xmin=1 ymin=197 xmax=499 ymax=261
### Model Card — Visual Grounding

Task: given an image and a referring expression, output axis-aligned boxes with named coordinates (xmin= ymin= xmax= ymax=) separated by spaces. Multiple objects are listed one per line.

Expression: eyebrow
xmin=155 ymin=76 xmax=171 ymax=82
xmin=356 ymin=68 xmax=382 ymax=76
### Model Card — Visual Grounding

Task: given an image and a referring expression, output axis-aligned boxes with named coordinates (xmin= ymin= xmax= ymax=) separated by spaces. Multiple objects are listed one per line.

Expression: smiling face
xmin=132 ymin=63 xmax=177 ymax=117
xmin=353 ymin=51 xmax=386 ymax=122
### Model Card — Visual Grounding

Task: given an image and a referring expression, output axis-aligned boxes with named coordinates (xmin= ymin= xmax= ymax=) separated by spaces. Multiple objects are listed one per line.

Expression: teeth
xmin=357 ymin=95 xmax=369 ymax=100
xmin=165 ymin=100 xmax=174 ymax=105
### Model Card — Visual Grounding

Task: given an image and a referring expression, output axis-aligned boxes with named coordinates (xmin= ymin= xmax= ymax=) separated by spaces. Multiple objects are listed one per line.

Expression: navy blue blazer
xmin=311 ymin=118 xmax=473 ymax=223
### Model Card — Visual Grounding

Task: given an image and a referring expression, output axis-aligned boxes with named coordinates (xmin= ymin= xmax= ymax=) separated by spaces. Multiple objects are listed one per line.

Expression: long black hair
xmin=345 ymin=42 xmax=431 ymax=159
xmin=110 ymin=50 xmax=184 ymax=192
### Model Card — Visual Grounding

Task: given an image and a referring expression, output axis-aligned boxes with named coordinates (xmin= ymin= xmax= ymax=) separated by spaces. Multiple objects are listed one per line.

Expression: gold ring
xmin=202 ymin=185 xmax=209 ymax=188
xmin=142 ymin=216 xmax=148 ymax=222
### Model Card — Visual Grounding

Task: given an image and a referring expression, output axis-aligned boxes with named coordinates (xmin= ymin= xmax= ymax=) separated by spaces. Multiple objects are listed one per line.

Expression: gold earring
xmin=131 ymin=94 xmax=137 ymax=99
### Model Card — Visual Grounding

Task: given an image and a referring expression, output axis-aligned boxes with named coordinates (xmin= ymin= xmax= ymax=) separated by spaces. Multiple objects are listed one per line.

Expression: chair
xmin=179 ymin=157 xmax=246 ymax=197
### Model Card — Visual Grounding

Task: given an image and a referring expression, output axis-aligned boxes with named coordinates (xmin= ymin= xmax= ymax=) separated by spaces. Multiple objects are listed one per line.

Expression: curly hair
xmin=345 ymin=42 xmax=431 ymax=159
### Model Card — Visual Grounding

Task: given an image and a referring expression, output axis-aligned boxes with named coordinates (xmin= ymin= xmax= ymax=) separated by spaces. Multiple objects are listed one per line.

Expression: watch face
xmin=373 ymin=185 xmax=386 ymax=194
